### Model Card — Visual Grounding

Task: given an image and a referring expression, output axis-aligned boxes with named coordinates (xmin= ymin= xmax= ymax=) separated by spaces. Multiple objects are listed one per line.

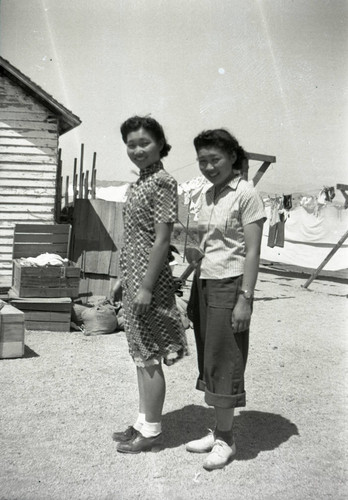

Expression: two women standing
xmin=112 ymin=117 xmax=265 ymax=471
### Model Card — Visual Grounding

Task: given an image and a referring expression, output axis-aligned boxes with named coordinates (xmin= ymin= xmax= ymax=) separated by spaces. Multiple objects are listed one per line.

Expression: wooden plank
xmin=25 ymin=321 xmax=70 ymax=332
xmin=0 ymin=129 xmax=58 ymax=140
xmin=0 ymin=145 xmax=56 ymax=155
xmin=14 ymin=223 xmax=71 ymax=234
xmin=0 ymin=163 xmax=56 ymax=172
xmin=0 ymin=196 xmax=55 ymax=205
xmin=0 ymin=187 xmax=56 ymax=196
xmin=0 ymin=179 xmax=56 ymax=188
xmin=302 ymin=229 xmax=348 ymax=288
xmin=0 ymin=154 xmax=56 ymax=163
xmin=12 ymin=286 xmax=78 ymax=298
xmin=246 ymin=152 xmax=276 ymax=163
xmin=0 ymin=205 xmax=54 ymax=213
xmin=1 ymin=212 xmax=53 ymax=221
xmin=14 ymin=232 xmax=69 ymax=243
xmin=0 ymin=121 xmax=58 ymax=132
xmin=0 ymin=111 xmax=50 ymax=121
xmin=13 ymin=243 xmax=69 ymax=257
xmin=0 ymin=137 xmax=57 ymax=147
xmin=252 ymin=161 xmax=272 ymax=187
xmin=0 ymin=170 xmax=56 ymax=180
xmin=23 ymin=311 xmax=70 ymax=322
xmin=0 ymin=246 xmax=12 ymax=254
xmin=0 ymin=237 xmax=14 ymax=245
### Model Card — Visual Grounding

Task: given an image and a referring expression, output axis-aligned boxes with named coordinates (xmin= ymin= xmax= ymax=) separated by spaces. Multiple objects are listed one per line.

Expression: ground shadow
xmin=23 ymin=345 xmax=39 ymax=358
xmin=254 ymin=296 xmax=296 ymax=302
xmin=162 ymin=405 xmax=299 ymax=460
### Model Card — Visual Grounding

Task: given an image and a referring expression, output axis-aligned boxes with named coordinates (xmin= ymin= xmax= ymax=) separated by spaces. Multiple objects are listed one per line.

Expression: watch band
xmin=239 ymin=289 xmax=253 ymax=300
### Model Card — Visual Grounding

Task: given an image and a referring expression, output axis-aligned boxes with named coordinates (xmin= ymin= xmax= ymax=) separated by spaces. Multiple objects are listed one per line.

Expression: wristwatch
xmin=239 ymin=289 xmax=253 ymax=301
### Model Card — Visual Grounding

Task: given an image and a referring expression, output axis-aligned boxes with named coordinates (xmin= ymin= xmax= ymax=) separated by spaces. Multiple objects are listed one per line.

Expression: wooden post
xmin=55 ymin=149 xmax=62 ymax=222
xmin=79 ymin=143 xmax=84 ymax=199
xmin=302 ymin=229 xmax=348 ymax=288
xmin=65 ymin=175 xmax=69 ymax=207
xmin=80 ymin=172 xmax=85 ymax=200
xmin=91 ymin=152 xmax=97 ymax=199
xmin=84 ymin=170 xmax=89 ymax=199
xmin=91 ymin=168 xmax=97 ymax=199
xmin=73 ymin=158 xmax=77 ymax=205
xmin=252 ymin=161 xmax=271 ymax=187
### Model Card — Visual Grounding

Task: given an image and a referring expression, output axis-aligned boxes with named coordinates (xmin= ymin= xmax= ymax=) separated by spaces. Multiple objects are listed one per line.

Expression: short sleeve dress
xmin=120 ymin=161 xmax=188 ymax=367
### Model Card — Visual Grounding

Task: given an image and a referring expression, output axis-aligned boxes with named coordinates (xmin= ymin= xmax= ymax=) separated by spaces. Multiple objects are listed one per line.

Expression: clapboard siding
xmin=0 ymin=162 xmax=56 ymax=172
xmin=0 ymin=73 xmax=58 ymax=287
xmin=0 ymin=170 xmax=56 ymax=180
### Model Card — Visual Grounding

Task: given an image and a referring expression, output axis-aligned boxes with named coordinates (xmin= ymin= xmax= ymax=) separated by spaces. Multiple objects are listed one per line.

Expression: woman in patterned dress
xmin=112 ymin=116 xmax=188 ymax=454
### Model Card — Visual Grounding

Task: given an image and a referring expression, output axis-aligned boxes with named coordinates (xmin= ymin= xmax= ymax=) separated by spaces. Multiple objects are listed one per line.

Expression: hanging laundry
xmin=318 ymin=186 xmax=336 ymax=205
xmin=267 ymin=197 xmax=285 ymax=248
xmin=283 ymin=194 xmax=292 ymax=211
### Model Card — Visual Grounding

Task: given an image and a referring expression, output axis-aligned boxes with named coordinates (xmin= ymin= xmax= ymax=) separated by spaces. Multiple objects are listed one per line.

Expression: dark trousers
xmin=188 ymin=274 xmax=249 ymax=409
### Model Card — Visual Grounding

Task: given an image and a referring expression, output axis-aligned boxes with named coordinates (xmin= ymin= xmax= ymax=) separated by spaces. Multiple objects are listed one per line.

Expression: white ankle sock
xmin=133 ymin=413 xmax=146 ymax=431
xmin=140 ymin=420 xmax=162 ymax=438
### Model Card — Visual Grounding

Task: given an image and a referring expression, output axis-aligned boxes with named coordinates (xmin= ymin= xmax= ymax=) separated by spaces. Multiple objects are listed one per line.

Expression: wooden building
xmin=0 ymin=57 xmax=81 ymax=290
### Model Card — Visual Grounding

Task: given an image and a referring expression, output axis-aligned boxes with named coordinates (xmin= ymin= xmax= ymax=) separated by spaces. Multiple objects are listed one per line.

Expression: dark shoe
xmin=117 ymin=433 xmax=163 ymax=454
xmin=112 ymin=426 xmax=138 ymax=442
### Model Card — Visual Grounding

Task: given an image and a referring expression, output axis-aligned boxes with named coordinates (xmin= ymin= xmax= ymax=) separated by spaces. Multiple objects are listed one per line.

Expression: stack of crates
xmin=9 ymin=224 xmax=80 ymax=332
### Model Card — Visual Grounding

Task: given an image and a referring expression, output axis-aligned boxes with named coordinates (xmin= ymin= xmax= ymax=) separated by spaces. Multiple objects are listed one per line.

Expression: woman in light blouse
xmin=186 ymin=129 xmax=266 ymax=471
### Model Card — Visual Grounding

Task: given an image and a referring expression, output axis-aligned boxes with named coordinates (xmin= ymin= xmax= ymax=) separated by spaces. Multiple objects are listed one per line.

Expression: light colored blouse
xmin=198 ymin=176 xmax=266 ymax=279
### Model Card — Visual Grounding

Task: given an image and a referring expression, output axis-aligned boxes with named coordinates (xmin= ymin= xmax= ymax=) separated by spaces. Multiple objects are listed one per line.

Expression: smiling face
xmin=126 ymin=127 xmax=164 ymax=170
xmin=197 ymin=146 xmax=237 ymax=187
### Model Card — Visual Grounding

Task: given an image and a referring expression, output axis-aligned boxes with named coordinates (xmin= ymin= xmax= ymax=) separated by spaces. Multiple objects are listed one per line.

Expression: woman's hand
xmin=231 ymin=297 xmax=252 ymax=333
xmin=133 ymin=287 xmax=152 ymax=315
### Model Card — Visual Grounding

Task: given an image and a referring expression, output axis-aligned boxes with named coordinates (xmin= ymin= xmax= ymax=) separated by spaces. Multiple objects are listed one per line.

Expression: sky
xmin=1 ymin=0 xmax=347 ymax=194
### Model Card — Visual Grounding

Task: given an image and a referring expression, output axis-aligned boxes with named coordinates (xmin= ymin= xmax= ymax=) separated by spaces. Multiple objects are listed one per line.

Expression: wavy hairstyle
xmin=193 ymin=129 xmax=246 ymax=170
xmin=120 ymin=115 xmax=172 ymax=159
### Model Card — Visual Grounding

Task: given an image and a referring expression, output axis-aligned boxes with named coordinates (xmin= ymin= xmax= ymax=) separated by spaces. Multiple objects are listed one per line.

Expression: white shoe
xmin=203 ymin=439 xmax=237 ymax=470
xmin=186 ymin=431 xmax=215 ymax=453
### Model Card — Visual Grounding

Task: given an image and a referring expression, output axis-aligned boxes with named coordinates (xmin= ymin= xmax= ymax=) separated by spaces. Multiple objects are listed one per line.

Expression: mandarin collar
xmin=138 ymin=161 xmax=163 ymax=180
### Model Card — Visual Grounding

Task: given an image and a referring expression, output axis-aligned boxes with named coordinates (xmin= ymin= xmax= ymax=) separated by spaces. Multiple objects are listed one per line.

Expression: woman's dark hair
xmin=120 ymin=115 xmax=172 ymax=158
xmin=193 ymin=129 xmax=246 ymax=170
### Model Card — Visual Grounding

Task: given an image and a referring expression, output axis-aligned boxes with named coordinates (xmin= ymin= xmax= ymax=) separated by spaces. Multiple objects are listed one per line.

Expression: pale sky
xmin=1 ymin=0 xmax=347 ymax=194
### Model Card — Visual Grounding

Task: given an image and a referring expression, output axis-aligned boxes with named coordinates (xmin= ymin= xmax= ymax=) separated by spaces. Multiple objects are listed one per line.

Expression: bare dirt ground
xmin=1 ymin=267 xmax=347 ymax=500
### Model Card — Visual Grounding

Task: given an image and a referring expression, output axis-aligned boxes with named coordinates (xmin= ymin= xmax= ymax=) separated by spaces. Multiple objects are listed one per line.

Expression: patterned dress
xmin=120 ymin=161 xmax=188 ymax=367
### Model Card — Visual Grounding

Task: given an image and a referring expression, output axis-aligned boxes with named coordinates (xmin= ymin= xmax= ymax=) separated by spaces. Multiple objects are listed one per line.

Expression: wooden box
xmin=12 ymin=260 xmax=80 ymax=298
xmin=9 ymin=294 xmax=72 ymax=332
xmin=0 ymin=304 xmax=25 ymax=358
xmin=11 ymin=224 xmax=80 ymax=299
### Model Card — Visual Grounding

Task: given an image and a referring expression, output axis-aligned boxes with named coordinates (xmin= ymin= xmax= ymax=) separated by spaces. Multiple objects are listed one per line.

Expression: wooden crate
xmin=9 ymin=294 xmax=72 ymax=332
xmin=11 ymin=223 xmax=80 ymax=298
xmin=12 ymin=260 xmax=80 ymax=298
xmin=0 ymin=303 xmax=25 ymax=358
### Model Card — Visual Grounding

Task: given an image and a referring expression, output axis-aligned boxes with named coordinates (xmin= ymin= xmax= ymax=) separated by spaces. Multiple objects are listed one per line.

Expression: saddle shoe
xmin=186 ymin=431 xmax=215 ymax=453
xmin=203 ymin=439 xmax=237 ymax=471
xmin=117 ymin=432 xmax=163 ymax=454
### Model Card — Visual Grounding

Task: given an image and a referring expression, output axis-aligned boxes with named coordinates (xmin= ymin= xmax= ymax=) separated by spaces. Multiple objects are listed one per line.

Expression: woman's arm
xmin=133 ymin=222 xmax=173 ymax=315
xmin=232 ymin=218 xmax=264 ymax=332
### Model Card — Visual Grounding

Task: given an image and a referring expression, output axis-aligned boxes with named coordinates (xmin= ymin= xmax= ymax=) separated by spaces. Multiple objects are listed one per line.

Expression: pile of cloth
xmin=17 ymin=253 xmax=69 ymax=267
